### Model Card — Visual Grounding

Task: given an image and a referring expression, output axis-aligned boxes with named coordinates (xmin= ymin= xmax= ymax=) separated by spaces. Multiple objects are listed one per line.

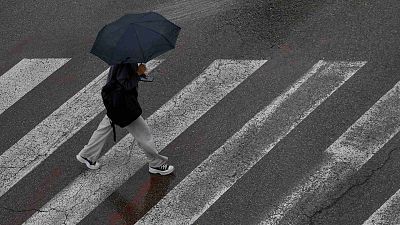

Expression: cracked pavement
xmin=308 ymin=147 xmax=400 ymax=225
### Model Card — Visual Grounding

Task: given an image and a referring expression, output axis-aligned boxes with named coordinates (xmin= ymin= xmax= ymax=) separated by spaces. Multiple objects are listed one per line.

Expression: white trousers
xmin=78 ymin=114 xmax=168 ymax=167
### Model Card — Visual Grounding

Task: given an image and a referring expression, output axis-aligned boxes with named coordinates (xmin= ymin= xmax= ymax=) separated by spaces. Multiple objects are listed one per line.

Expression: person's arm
xmin=115 ymin=64 xmax=139 ymax=91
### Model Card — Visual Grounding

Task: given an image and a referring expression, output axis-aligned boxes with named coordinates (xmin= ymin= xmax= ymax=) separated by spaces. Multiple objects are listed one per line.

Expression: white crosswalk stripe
xmin=5 ymin=57 xmax=397 ymax=224
xmin=0 ymin=58 xmax=70 ymax=115
xmin=363 ymin=188 xmax=400 ymax=225
xmin=261 ymin=76 xmax=400 ymax=225
xmin=0 ymin=59 xmax=164 ymax=198
xmin=135 ymin=60 xmax=367 ymax=224
xmin=22 ymin=59 xmax=268 ymax=225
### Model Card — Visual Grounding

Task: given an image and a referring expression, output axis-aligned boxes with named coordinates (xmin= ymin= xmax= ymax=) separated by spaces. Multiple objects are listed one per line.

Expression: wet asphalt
xmin=1 ymin=0 xmax=400 ymax=224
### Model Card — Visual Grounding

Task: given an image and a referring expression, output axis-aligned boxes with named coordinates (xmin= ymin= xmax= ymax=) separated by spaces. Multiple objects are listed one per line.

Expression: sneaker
xmin=149 ymin=164 xmax=174 ymax=175
xmin=76 ymin=154 xmax=100 ymax=170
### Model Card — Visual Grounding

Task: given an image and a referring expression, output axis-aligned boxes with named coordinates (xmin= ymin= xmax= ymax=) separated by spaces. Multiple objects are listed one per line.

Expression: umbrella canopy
xmin=90 ymin=11 xmax=181 ymax=65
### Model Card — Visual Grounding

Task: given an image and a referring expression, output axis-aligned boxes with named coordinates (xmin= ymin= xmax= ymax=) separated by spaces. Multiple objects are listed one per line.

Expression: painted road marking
xmin=135 ymin=60 xmax=367 ymax=224
xmin=0 ymin=58 xmax=71 ymax=115
xmin=261 ymin=77 xmax=400 ymax=225
xmin=0 ymin=60 xmax=164 ymax=198
xmin=23 ymin=59 xmax=268 ymax=225
xmin=156 ymin=0 xmax=239 ymax=22
xmin=363 ymin=188 xmax=400 ymax=225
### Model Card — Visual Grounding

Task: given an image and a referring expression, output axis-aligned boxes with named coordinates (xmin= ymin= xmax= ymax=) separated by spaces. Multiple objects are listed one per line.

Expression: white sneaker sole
xmin=149 ymin=165 xmax=174 ymax=175
xmin=76 ymin=154 xmax=100 ymax=170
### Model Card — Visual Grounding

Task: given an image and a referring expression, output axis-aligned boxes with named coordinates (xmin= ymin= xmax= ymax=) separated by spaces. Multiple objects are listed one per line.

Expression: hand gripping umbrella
xmin=90 ymin=11 xmax=181 ymax=65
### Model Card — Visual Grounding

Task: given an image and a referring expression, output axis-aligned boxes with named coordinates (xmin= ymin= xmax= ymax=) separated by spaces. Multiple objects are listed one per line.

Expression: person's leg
xmin=125 ymin=115 xmax=173 ymax=173
xmin=77 ymin=114 xmax=113 ymax=167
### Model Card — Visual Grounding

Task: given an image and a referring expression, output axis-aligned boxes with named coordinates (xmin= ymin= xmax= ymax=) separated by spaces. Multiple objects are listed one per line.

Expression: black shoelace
xmin=160 ymin=164 xmax=168 ymax=170
xmin=152 ymin=164 xmax=168 ymax=170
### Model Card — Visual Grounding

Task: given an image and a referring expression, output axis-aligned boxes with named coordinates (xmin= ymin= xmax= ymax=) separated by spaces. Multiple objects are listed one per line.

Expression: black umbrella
xmin=90 ymin=11 xmax=181 ymax=65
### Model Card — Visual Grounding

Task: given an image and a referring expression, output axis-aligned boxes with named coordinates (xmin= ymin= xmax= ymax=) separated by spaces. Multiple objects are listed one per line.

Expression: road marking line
xmin=0 ymin=58 xmax=71 ymax=115
xmin=156 ymin=0 xmax=238 ymax=22
xmin=363 ymin=188 xmax=400 ymax=225
xmin=262 ymin=74 xmax=400 ymax=225
xmin=22 ymin=59 xmax=268 ymax=225
xmin=135 ymin=60 xmax=367 ymax=224
xmin=0 ymin=60 xmax=164 ymax=198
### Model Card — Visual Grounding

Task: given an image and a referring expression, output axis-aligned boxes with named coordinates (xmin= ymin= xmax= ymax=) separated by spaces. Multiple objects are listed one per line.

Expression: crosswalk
xmin=136 ymin=60 xmax=365 ymax=224
xmin=0 ymin=57 xmax=399 ymax=224
xmin=0 ymin=59 xmax=163 ymax=199
xmin=261 ymin=76 xmax=400 ymax=225
xmin=23 ymin=59 xmax=267 ymax=224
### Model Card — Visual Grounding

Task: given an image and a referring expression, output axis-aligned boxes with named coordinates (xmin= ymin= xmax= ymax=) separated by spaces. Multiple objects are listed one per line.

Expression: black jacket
xmin=107 ymin=63 xmax=140 ymax=92
xmin=103 ymin=63 xmax=142 ymax=139
xmin=106 ymin=63 xmax=142 ymax=120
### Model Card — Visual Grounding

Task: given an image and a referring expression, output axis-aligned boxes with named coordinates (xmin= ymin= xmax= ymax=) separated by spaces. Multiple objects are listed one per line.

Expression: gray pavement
xmin=0 ymin=0 xmax=399 ymax=224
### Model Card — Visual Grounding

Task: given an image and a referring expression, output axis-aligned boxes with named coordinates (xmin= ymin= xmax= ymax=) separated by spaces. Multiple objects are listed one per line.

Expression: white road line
xmin=0 ymin=60 xmax=164 ymax=198
xmin=23 ymin=59 xmax=268 ymax=225
xmin=363 ymin=188 xmax=400 ymax=225
xmin=135 ymin=60 xmax=367 ymax=225
xmin=0 ymin=58 xmax=71 ymax=115
xmin=262 ymin=76 xmax=400 ymax=225
xmin=156 ymin=0 xmax=238 ymax=22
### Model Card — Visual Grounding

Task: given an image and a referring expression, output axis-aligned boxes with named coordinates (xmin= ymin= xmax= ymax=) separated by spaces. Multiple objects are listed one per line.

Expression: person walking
xmin=76 ymin=62 xmax=174 ymax=175
xmin=82 ymin=11 xmax=180 ymax=175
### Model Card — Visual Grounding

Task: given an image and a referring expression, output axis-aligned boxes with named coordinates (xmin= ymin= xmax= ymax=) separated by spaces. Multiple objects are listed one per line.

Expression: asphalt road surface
xmin=1 ymin=0 xmax=400 ymax=224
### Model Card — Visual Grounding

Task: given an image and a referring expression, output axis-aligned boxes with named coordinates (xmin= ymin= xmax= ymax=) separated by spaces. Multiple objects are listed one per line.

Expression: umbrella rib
xmin=133 ymin=22 xmax=176 ymax=48
xmin=132 ymin=24 xmax=146 ymax=62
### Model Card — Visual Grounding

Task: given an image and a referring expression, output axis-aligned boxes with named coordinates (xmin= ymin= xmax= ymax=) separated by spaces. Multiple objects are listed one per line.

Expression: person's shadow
xmin=108 ymin=173 xmax=176 ymax=225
